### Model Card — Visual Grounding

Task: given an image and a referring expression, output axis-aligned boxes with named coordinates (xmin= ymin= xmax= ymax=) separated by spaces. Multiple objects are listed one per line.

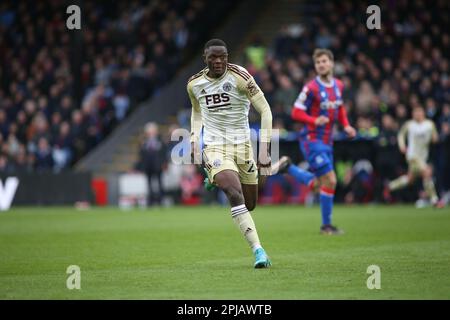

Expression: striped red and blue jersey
xmin=292 ymin=76 xmax=349 ymax=145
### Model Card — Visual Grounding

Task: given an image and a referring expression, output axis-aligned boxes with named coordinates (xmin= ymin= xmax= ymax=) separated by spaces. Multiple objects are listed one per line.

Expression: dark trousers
xmin=146 ymin=171 xmax=164 ymax=205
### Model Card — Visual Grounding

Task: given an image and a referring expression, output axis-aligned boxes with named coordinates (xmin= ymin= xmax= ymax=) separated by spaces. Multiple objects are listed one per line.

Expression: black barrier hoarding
xmin=0 ymin=172 xmax=93 ymax=206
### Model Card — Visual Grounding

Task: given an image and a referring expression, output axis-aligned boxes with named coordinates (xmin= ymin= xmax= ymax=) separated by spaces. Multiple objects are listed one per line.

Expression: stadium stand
xmin=0 ymin=0 xmax=238 ymax=173
xmin=241 ymin=0 xmax=449 ymax=203
xmin=1 ymin=0 xmax=448 ymax=205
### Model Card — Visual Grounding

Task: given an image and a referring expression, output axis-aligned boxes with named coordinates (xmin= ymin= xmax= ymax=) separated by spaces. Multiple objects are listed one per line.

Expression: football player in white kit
xmin=188 ymin=39 xmax=273 ymax=268
xmin=387 ymin=105 xmax=444 ymax=208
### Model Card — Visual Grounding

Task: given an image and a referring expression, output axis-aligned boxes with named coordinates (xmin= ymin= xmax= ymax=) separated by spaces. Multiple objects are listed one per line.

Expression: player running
xmin=386 ymin=105 xmax=444 ymax=208
xmin=188 ymin=39 xmax=273 ymax=268
xmin=272 ymin=48 xmax=356 ymax=235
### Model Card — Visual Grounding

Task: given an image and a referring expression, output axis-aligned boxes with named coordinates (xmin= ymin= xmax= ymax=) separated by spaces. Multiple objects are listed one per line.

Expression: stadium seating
xmin=243 ymin=0 xmax=450 ymax=202
xmin=0 ymin=0 xmax=238 ymax=173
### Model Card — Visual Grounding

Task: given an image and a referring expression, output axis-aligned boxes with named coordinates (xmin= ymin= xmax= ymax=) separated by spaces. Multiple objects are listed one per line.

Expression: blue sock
xmin=319 ymin=187 xmax=334 ymax=225
xmin=287 ymin=165 xmax=315 ymax=186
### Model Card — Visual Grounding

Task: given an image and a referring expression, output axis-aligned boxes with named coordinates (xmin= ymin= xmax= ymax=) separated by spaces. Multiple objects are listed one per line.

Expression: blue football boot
xmin=254 ymin=248 xmax=271 ymax=268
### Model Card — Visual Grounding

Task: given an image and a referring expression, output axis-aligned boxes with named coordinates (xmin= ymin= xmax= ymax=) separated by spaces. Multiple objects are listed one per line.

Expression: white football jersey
xmin=187 ymin=63 xmax=263 ymax=145
xmin=403 ymin=119 xmax=437 ymax=162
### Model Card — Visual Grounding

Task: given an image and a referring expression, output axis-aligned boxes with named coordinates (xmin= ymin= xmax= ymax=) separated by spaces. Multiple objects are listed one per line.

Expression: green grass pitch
xmin=0 ymin=205 xmax=449 ymax=299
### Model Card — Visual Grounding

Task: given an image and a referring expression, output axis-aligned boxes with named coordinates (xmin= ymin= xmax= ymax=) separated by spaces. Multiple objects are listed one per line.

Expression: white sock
xmin=389 ymin=175 xmax=409 ymax=191
xmin=423 ymin=178 xmax=438 ymax=203
xmin=231 ymin=204 xmax=262 ymax=253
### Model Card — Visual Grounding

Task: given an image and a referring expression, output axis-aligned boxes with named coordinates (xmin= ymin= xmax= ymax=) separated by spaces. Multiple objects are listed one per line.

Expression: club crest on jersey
xmin=315 ymin=155 xmax=324 ymax=164
xmin=222 ymin=82 xmax=232 ymax=92
xmin=212 ymin=159 xmax=222 ymax=168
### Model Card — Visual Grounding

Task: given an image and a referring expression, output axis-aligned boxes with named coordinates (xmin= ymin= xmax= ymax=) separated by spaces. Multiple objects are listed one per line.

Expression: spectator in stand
xmin=273 ymin=75 xmax=298 ymax=114
xmin=180 ymin=164 xmax=203 ymax=205
xmin=34 ymin=137 xmax=54 ymax=172
xmin=0 ymin=110 xmax=9 ymax=139
xmin=374 ymin=114 xmax=402 ymax=201
xmin=245 ymin=36 xmax=267 ymax=72
xmin=0 ymin=0 xmax=239 ymax=173
xmin=53 ymin=122 xmax=73 ymax=172
xmin=0 ymin=153 xmax=15 ymax=175
xmin=136 ymin=122 xmax=167 ymax=206
xmin=245 ymin=0 xmax=449 ymax=203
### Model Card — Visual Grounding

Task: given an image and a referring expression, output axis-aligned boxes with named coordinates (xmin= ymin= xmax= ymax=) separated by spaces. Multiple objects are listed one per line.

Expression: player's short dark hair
xmin=313 ymin=48 xmax=334 ymax=61
xmin=204 ymin=39 xmax=227 ymax=51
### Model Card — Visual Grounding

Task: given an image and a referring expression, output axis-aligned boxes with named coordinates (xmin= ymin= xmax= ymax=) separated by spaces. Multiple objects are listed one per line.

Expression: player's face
xmin=204 ymin=46 xmax=228 ymax=78
xmin=314 ymin=55 xmax=333 ymax=76
xmin=412 ymin=107 xmax=425 ymax=122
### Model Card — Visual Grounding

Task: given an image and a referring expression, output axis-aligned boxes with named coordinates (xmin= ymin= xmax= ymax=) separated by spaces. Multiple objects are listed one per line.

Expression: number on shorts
xmin=247 ymin=160 xmax=256 ymax=173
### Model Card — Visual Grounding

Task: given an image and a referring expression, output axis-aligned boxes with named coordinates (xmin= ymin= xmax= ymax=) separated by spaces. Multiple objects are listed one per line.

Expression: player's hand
xmin=314 ymin=115 xmax=329 ymax=126
xmin=257 ymin=155 xmax=272 ymax=176
xmin=257 ymin=142 xmax=271 ymax=176
xmin=344 ymin=125 xmax=356 ymax=139
xmin=190 ymin=142 xmax=201 ymax=165
xmin=399 ymin=146 xmax=407 ymax=154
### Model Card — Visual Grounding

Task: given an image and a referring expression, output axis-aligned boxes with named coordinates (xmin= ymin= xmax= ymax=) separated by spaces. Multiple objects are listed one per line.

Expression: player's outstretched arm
xmin=238 ymin=70 xmax=273 ymax=175
xmin=431 ymin=121 xmax=439 ymax=144
xmin=291 ymin=85 xmax=328 ymax=126
xmin=291 ymin=107 xmax=330 ymax=126
xmin=397 ymin=121 xmax=409 ymax=153
xmin=337 ymin=105 xmax=356 ymax=138
xmin=252 ymin=94 xmax=272 ymax=175
xmin=187 ymin=83 xmax=202 ymax=165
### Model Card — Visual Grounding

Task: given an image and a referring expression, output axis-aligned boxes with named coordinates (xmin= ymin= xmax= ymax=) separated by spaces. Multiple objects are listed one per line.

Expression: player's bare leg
xmin=319 ymin=170 xmax=337 ymax=189
xmin=214 ymin=170 xmax=271 ymax=268
xmin=257 ymin=174 xmax=268 ymax=192
xmin=242 ymin=183 xmax=257 ymax=211
xmin=214 ymin=170 xmax=244 ymax=206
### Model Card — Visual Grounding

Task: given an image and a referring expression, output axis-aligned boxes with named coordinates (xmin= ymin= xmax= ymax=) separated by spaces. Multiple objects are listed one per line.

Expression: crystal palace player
xmin=188 ymin=39 xmax=273 ymax=268
xmin=273 ymin=49 xmax=356 ymax=235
